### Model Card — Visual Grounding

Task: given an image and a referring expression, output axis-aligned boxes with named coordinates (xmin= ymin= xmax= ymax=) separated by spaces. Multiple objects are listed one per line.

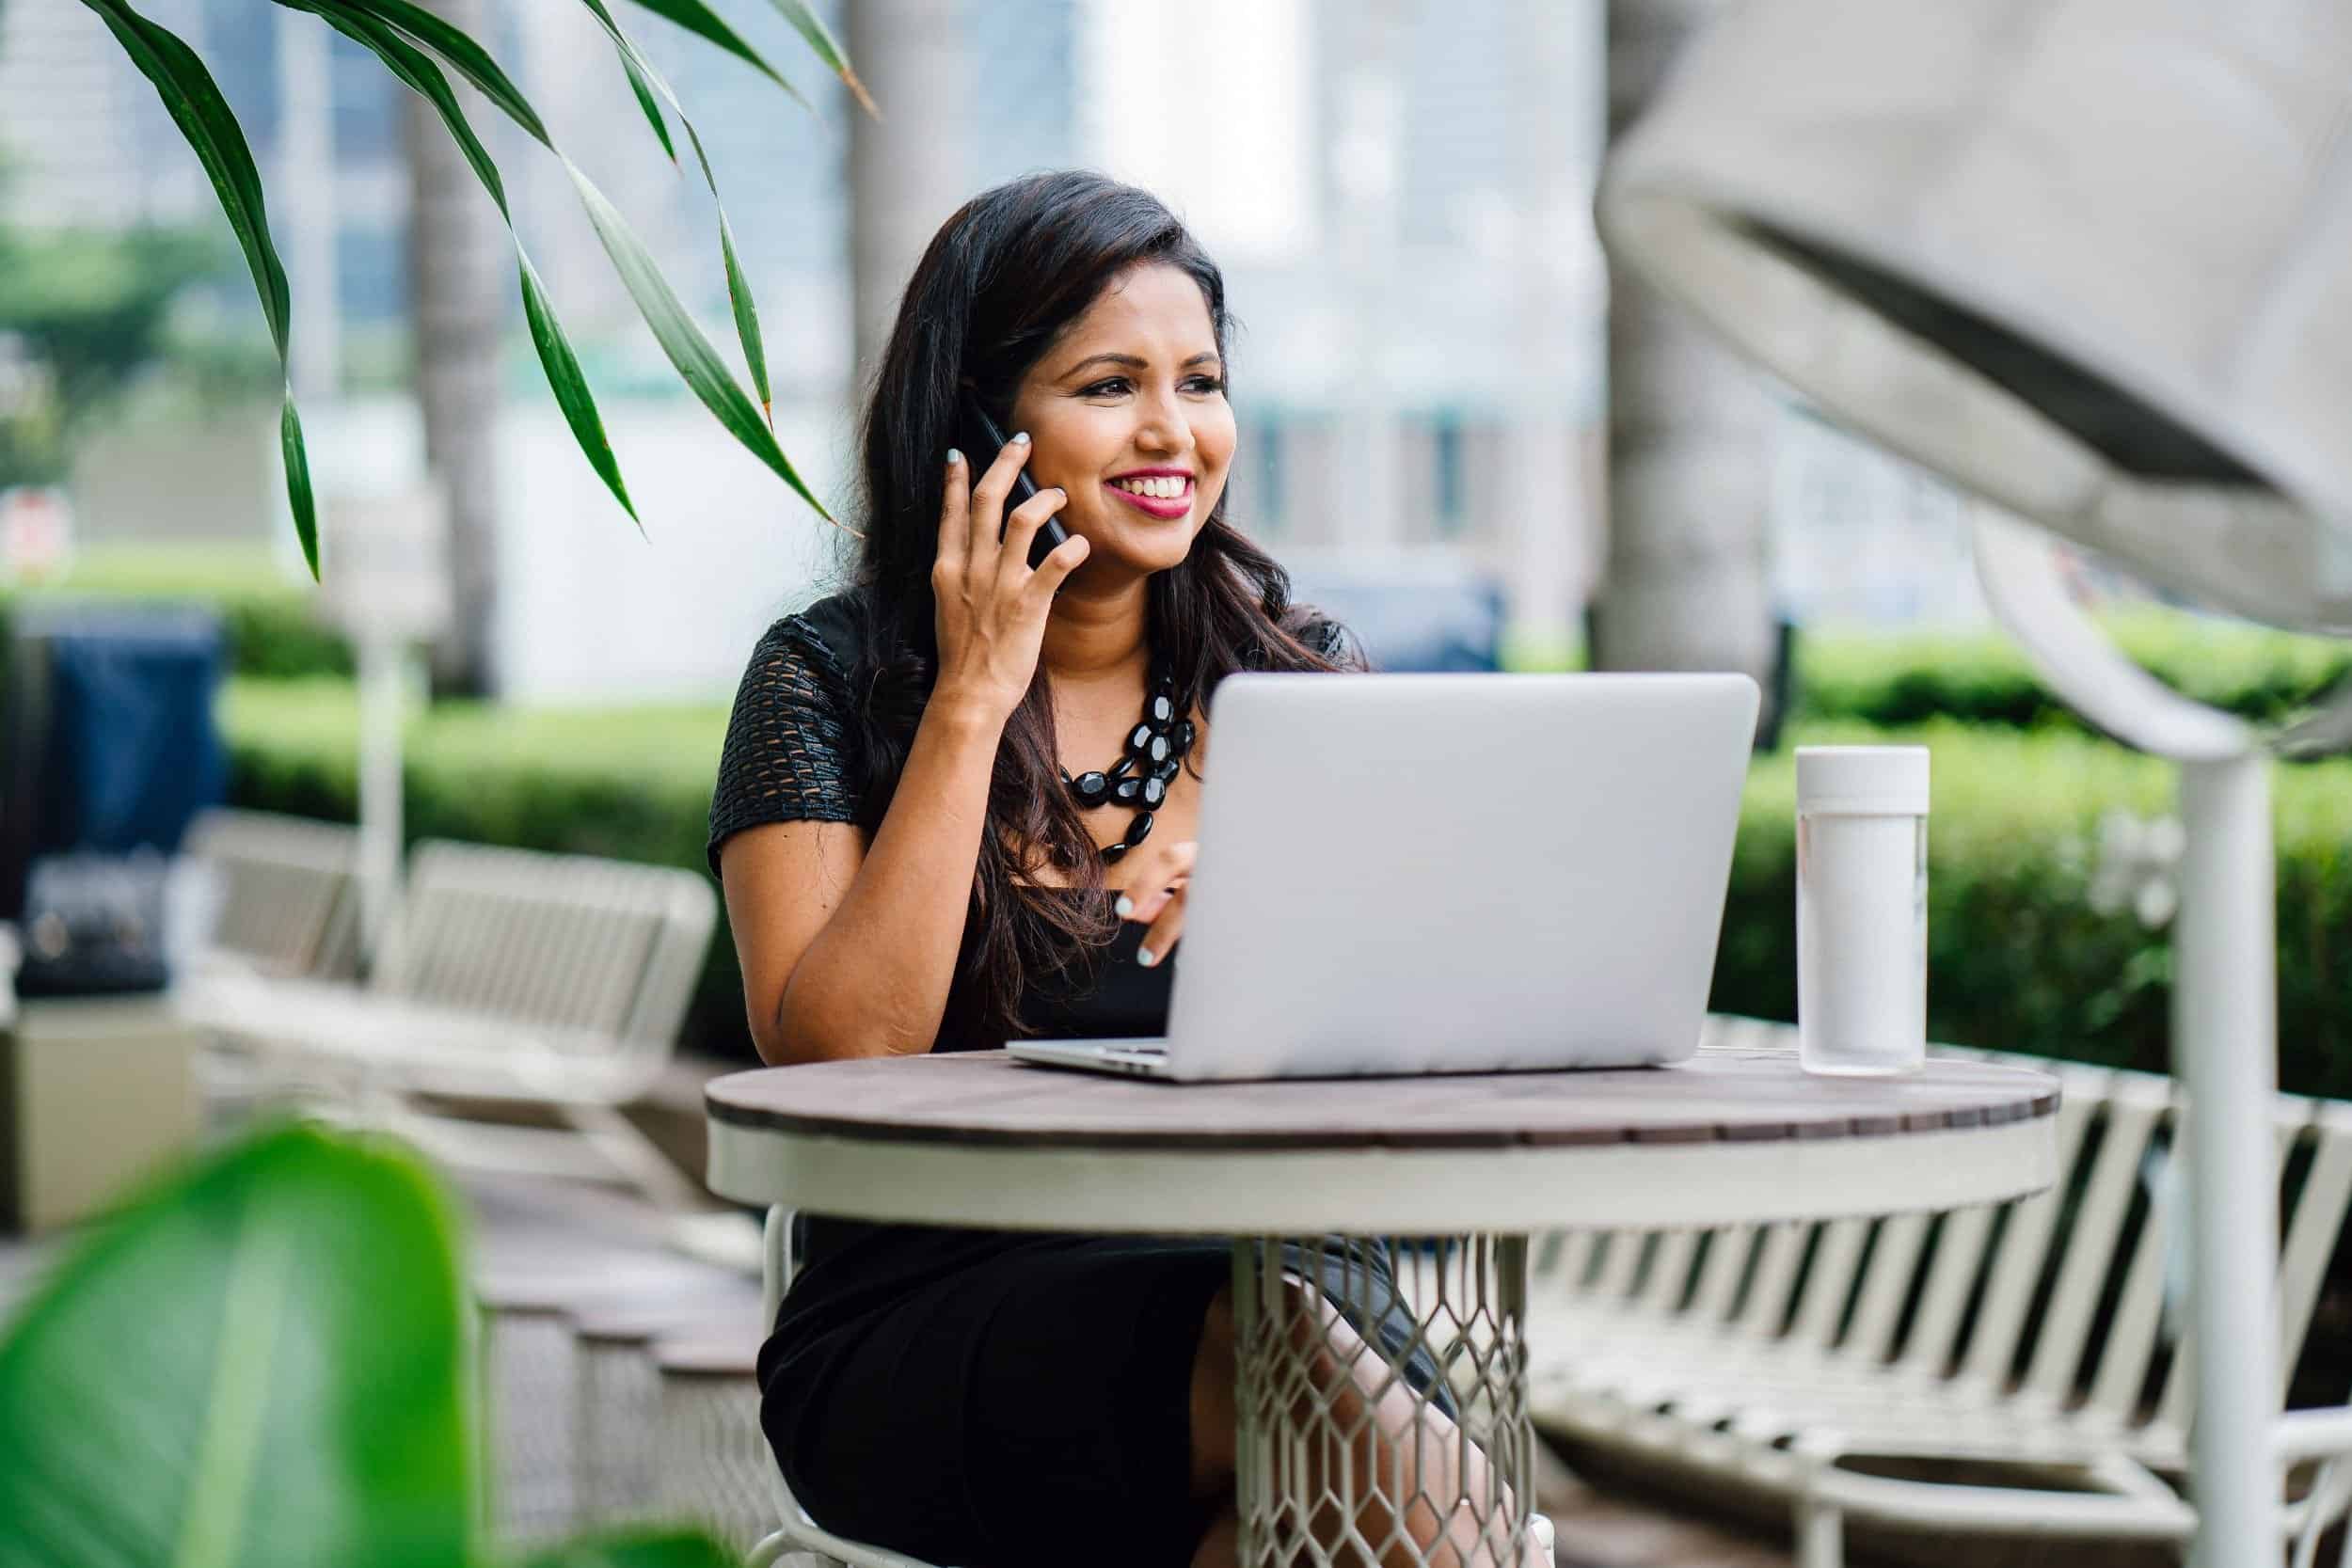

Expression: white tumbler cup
xmin=1796 ymin=746 xmax=1929 ymax=1076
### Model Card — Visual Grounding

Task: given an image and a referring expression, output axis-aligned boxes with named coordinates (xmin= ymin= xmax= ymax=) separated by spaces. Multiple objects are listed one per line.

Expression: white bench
xmin=185 ymin=837 xmax=717 ymax=1217
xmin=182 ymin=807 xmax=362 ymax=982
xmin=1528 ymin=1016 xmax=2352 ymax=1566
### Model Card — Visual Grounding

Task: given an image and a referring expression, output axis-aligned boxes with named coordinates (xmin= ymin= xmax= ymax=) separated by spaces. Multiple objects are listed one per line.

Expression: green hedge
xmin=216 ymin=679 xmax=2352 ymax=1094
xmin=4 ymin=543 xmax=350 ymax=679
xmin=1792 ymin=612 xmax=2352 ymax=732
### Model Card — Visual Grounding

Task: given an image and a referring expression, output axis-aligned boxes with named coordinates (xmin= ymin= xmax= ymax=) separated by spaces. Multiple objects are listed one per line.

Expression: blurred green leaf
xmin=80 ymin=0 xmax=319 ymax=577
xmin=0 ymin=1125 xmax=474 ymax=1568
xmin=758 ymin=0 xmax=874 ymax=115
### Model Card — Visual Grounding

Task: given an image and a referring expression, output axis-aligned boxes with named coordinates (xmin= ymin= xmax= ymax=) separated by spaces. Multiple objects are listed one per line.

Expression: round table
xmin=707 ymin=1041 xmax=2059 ymax=1567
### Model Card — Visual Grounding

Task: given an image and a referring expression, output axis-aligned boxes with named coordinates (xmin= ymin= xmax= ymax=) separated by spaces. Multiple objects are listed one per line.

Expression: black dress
xmin=707 ymin=593 xmax=1436 ymax=1568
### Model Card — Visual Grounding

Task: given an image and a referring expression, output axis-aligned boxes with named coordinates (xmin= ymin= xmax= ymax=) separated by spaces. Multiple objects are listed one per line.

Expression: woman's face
xmin=1007 ymin=261 xmax=1235 ymax=580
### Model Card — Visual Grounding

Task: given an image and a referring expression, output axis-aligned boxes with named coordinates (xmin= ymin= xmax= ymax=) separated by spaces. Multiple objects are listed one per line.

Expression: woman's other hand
xmin=930 ymin=436 xmax=1089 ymax=722
xmin=1111 ymin=838 xmax=1196 ymax=968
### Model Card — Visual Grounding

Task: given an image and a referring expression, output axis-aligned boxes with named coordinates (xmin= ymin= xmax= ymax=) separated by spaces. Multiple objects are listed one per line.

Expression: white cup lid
xmin=1797 ymin=745 xmax=1930 ymax=815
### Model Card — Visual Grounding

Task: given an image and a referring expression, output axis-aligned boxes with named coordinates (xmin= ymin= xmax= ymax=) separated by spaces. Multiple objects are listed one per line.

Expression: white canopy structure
xmin=1597 ymin=3 xmax=2352 ymax=1563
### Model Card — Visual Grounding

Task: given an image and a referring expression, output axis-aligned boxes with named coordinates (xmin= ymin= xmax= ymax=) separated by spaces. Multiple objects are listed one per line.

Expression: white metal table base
xmin=1232 ymin=1234 xmax=1535 ymax=1568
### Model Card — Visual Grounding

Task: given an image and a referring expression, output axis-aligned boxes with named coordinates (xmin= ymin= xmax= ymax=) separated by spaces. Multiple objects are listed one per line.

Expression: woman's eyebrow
xmin=1062 ymin=352 xmax=1146 ymax=377
xmin=1059 ymin=351 xmax=1222 ymax=377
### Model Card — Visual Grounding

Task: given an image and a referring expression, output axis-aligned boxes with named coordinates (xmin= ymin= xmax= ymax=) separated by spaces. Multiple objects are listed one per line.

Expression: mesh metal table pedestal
xmin=706 ymin=1040 xmax=2060 ymax=1567
xmin=1233 ymin=1234 xmax=1536 ymax=1565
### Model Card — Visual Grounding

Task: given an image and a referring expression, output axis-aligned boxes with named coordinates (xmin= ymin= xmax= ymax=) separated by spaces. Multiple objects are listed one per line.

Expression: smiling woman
xmin=706 ymin=172 xmax=1535 ymax=1568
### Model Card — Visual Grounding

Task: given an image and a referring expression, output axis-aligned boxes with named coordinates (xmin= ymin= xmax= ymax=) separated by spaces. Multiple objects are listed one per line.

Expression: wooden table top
xmin=706 ymin=1045 xmax=2058 ymax=1152
xmin=702 ymin=1038 xmax=2062 ymax=1233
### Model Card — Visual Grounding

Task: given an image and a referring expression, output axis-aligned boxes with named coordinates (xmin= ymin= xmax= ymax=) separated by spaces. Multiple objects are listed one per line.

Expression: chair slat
xmin=1739 ymin=1223 xmax=1808 ymax=1343
xmin=1846 ymin=1212 xmax=1932 ymax=1366
xmin=1788 ymin=1218 xmax=1868 ymax=1352
xmin=1594 ymin=1229 xmax=1645 ymax=1303
xmin=2152 ymin=1117 xmax=2301 ymax=1433
xmin=2021 ymin=1084 xmax=2169 ymax=1403
xmin=1636 ymin=1230 xmax=1699 ymax=1313
xmin=1961 ymin=1073 xmax=2109 ymax=1387
xmin=2083 ymin=1113 xmax=2187 ymax=1427
xmin=1686 ymin=1226 xmax=1751 ymax=1329
xmin=1896 ymin=1203 xmax=1994 ymax=1380
xmin=1556 ymin=1231 xmax=1601 ymax=1297
xmin=2278 ymin=1107 xmax=2352 ymax=1398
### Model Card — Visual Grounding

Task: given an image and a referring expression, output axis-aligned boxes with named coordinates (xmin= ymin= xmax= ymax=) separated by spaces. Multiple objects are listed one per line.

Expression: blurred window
xmin=1431 ymin=411 xmax=1466 ymax=537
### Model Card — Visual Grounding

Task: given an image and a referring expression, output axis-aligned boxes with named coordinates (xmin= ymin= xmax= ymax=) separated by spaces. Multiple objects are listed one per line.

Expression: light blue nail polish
xmin=946 ymin=448 xmax=962 ymax=466
xmin=1010 ymin=430 xmax=1031 ymax=445
xmin=1136 ymin=946 xmax=1156 ymax=968
xmin=1114 ymin=895 xmax=1134 ymax=919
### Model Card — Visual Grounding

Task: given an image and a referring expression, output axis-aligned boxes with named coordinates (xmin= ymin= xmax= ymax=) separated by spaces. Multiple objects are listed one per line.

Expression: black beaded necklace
xmin=1061 ymin=661 xmax=1195 ymax=863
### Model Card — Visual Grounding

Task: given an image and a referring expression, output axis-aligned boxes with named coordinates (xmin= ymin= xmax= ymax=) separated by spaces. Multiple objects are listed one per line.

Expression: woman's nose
xmin=1133 ymin=389 xmax=1194 ymax=454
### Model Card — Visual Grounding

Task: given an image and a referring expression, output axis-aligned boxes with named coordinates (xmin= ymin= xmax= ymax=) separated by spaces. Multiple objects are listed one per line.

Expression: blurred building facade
xmin=0 ymin=0 xmax=1973 ymax=700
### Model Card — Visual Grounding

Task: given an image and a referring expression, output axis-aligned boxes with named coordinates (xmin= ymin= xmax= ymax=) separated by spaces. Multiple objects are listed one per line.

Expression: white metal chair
xmin=180 ymin=807 xmax=364 ymax=981
xmin=1528 ymin=1016 xmax=2352 ymax=1567
xmin=746 ymin=1207 xmax=949 ymax=1568
xmin=183 ymin=838 xmax=718 ymax=1216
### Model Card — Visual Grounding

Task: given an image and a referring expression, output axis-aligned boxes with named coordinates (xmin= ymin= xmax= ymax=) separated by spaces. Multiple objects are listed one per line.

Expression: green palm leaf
xmin=760 ymin=0 xmax=876 ymax=116
xmin=80 ymin=0 xmax=321 ymax=577
xmin=565 ymin=161 xmax=826 ymax=515
xmin=321 ymin=0 xmax=551 ymax=140
xmin=575 ymin=0 xmax=773 ymax=418
xmin=618 ymin=0 xmax=810 ymax=108
xmin=323 ymin=0 xmax=811 ymax=504
xmin=281 ymin=0 xmax=638 ymax=525
xmin=88 ymin=0 xmax=857 ymax=568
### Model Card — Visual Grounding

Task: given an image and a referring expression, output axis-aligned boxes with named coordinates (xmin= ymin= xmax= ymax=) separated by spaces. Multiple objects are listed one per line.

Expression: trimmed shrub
xmin=4 ymin=543 xmax=351 ymax=678
xmin=218 ymin=680 xmax=2352 ymax=1093
xmin=1793 ymin=612 xmax=2352 ymax=733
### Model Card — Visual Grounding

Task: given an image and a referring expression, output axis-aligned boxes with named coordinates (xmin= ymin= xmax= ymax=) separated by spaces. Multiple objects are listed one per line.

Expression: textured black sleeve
xmin=707 ymin=614 xmax=861 ymax=874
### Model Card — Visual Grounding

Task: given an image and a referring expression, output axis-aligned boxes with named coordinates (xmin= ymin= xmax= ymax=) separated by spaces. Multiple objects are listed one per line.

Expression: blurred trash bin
xmin=0 ymin=605 xmax=225 ymax=996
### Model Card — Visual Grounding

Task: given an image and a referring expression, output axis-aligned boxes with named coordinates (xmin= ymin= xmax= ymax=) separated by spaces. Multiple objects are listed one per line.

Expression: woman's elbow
xmin=752 ymin=981 xmax=898 ymax=1066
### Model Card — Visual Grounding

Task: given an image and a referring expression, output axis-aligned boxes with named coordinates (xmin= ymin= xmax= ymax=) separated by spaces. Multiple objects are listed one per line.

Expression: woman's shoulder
xmin=754 ymin=589 xmax=868 ymax=678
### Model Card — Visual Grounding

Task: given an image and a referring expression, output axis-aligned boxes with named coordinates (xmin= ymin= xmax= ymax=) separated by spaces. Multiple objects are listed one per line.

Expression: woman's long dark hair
xmin=834 ymin=170 xmax=1347 ymax=1048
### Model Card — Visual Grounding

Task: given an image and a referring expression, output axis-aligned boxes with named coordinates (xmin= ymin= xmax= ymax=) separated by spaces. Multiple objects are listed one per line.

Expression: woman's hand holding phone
xmin=930 ymin=434 xmax=1089 ymax=725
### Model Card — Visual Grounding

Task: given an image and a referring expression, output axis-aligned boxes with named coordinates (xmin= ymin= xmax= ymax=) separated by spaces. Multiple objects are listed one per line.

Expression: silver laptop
xmin=1009 ymin=671 xmax=1759 ymax=1083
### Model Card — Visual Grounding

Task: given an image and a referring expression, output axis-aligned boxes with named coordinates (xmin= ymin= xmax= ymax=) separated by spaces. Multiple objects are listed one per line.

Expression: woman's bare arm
xmin=722 ymin=690 xmax=1004 ymax=1065
xmin=720 ymin=436 xmax=1089 ymax=1066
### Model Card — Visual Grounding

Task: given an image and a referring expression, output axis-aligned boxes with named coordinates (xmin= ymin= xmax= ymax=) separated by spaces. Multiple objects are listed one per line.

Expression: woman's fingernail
xmin=1114 ymin=895 xmax=1134 ymax=919
xmin=1136 ymin=946 xmax=1157 ymax=968
xmin=1010 ymin=430 xmax=1031 ymax=445
xmin=946 ymin=448 xmax=963 ymax=467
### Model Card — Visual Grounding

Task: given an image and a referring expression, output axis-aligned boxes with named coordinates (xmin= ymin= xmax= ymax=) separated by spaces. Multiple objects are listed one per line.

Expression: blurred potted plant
xmin=0 ymin=1124 xmax=739 ymax=1567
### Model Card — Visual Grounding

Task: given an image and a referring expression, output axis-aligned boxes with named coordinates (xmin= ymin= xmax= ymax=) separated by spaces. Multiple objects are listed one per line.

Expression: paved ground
xmin=1535 ymin=1448 xmax=1789 ymax=1568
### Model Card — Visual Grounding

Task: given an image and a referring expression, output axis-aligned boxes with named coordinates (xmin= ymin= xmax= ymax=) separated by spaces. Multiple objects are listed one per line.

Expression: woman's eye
xmin=1184 ymin=376 xmax=1227 ymax=395
xmin=1081 ymin=377 xmax=1132 ymax=397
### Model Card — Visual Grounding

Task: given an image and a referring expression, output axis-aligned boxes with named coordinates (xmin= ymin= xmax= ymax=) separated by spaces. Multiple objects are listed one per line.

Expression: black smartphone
xmin=961 ymin=396 xmax=1072 ymax=570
